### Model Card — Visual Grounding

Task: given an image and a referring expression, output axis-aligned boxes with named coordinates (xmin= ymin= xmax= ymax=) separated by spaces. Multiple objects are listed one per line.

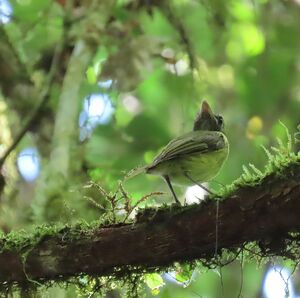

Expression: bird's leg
xmin=163 ymin=175 xmax=180 ymax=205
xmin=184 ymin=172 xmax=215 ymax=195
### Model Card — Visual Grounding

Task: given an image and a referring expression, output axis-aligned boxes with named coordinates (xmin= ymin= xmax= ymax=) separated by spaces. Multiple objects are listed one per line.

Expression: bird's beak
xmin=200 ymin=100 xmax=213 ymax=118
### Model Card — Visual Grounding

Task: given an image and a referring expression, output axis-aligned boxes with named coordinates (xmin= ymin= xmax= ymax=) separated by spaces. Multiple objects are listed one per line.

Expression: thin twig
xmin=161 ymin=3 xmax=197 ymax=70
xmin=119 ymin=181 xmax=131 ymax=213
xmin=84 ymin=196 xmax=106 ymax=211
xmin=123 ymin=191 xmax=163 ymax=223
xmin=0 ymin=26 xmax=30 ymax=82
xmin=218 ymin=248 xmax=243 ymax=267
xmin=242 ymin=246 xmax=264 ymax=258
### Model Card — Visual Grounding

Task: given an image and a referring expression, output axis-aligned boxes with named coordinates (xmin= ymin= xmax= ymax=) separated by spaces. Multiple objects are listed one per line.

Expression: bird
xmin=126 ymin=101 xmax=229 ymax=205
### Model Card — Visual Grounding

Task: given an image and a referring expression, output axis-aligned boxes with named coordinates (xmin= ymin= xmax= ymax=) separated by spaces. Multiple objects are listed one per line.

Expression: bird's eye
xmin=217 ymin=116 xmax=223 ymax=126
xmin=215 ymin=115 xmax=224 ymax=131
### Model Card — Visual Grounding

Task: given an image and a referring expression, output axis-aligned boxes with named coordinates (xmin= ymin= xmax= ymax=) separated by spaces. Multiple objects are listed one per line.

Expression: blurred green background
xmin=0 ymin=0 xmax=300 ymax=297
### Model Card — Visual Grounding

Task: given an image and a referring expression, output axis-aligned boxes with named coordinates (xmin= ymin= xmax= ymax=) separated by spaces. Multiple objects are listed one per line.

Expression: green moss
xmin=0 ymin=225 xmax=61 ymax=254
xmin=217 ymin=123 xmax=300 ymax=199
xmin=1 ymin=124 xmax=300 ymax=296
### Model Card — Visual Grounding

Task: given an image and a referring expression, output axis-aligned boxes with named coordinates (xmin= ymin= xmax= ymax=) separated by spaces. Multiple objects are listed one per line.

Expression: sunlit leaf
xmin=144 ymin=273 xmax=165 ymax=295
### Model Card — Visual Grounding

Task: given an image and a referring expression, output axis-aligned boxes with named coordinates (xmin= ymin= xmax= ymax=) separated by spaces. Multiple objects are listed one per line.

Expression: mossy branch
xmin=1 ymin=156 xmax=300 ymax=289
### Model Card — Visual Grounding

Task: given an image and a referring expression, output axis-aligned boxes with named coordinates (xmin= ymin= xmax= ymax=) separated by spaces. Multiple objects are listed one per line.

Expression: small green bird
xmin=127 ymin=101 xmax=229 ymax=204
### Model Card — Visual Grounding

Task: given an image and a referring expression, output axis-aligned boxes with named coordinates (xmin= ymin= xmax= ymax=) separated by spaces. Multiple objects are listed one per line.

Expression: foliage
xmin=0 ymin=0 xmax=300 ymax=297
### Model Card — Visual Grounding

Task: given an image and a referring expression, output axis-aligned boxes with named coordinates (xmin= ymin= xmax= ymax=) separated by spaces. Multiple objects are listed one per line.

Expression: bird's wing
xmin=152 ymin=131 xmax=225 ymax=165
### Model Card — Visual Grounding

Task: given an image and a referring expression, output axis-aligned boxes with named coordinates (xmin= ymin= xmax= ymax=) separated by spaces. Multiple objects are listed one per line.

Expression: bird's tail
xmin=124 ymin=165 xmax=148 ymax=181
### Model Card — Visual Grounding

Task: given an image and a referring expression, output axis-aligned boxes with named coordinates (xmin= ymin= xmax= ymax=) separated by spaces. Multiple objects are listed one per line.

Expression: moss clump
xmin=0 ymin=225 xmax=61 ymax=254
xmin=218 ymin=123 xmax=300 ymax=199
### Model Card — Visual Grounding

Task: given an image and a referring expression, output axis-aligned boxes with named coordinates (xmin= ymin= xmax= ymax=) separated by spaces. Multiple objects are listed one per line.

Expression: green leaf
xmin=144 ymin=273 xmax=165 ymax=295
xmin=86 ymin=67 xmax=97 ymax=85
xmin=173 ymin=264 xmax=195 ymax=287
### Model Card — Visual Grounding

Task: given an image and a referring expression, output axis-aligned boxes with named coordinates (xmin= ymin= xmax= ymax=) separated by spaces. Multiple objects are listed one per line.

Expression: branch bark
xmin=1 ymin=160 xmax=300 ymax=286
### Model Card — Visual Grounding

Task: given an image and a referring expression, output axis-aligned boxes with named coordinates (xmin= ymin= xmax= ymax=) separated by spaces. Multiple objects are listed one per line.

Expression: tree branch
xmin=0 ymin=26 xmax=31 ymax=98
xmin=0 ymin=40 xmax=64 ymax=169
xmin=1 ymin=159 xmax=300 ymax=287
xmin=161 ymin=3 xmax=197 ymax=70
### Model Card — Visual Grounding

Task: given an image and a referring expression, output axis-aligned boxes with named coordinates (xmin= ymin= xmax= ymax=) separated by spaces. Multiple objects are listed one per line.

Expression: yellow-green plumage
xmin=126 ymin=100 xmax=228 ymax=205
xmin=146 ymin=130 xmax=229 ymax=186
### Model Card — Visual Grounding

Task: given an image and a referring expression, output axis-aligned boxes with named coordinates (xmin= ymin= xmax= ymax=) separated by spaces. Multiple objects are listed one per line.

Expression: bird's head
xmin=193 ymin=101 xmax=224 ymax=132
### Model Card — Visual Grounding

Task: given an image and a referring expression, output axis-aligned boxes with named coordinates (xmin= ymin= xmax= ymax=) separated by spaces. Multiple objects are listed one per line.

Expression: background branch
xmin=0 ymin=40 xmax=64 ymax=169
xmin=161 ymin=3 xmax=197 ymax=70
